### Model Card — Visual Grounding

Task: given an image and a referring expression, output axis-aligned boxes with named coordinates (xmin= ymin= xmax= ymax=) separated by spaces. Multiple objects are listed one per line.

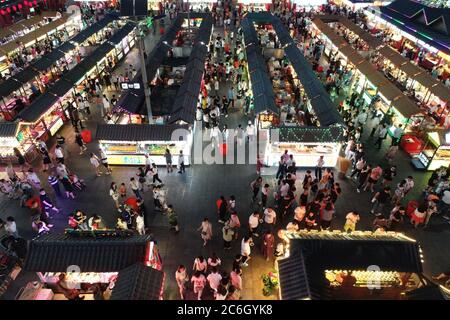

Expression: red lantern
xmin=33 ymin=0 xmax=37 ymax=5
xmin=12 ymin=5 xmax=17 ymax=11
xmin=0 ymin=10 xmax=4 ymax=15
xmin=24 ymin=0 xmax=28 ymax=4
xmin=28 ymin=2 xmax=32 ymax=7
xmin=6 ymin=7 xmax=11 ymax=13
xmin=18 ymin=4 xmax=22 ymax=9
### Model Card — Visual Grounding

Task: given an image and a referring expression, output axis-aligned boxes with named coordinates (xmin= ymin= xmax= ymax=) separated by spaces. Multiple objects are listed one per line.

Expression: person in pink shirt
xmin=191 ymin=271 xmax=206 ymax=300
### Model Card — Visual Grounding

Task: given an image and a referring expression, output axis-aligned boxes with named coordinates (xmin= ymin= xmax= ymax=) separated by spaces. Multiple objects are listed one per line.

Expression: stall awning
xmin=48 ymin=79 xmax=74 ymax=98
xmin=0 ymin=78 xmax=22 ymax=98
xmin=57 ymin=42 xmax=76 ymax=54
xmin=339 ymin=44 xmax=366 ymax=66
xmin=108 ymin=22 xmax=136 ymax=45
xmin=168 ymin=93 xmax=199 ymax=124
xmin=63 ymin=64 xmax=90 ymax=84
xmin=0 ymin=122 xmax=19 ymax=138
xmin=117 ymin=89 xmax=144 ymax=115
xmin=96 ymin=124 xmax=190 ymax=142
xmin=276 ymin=126 xmax=346 ymax=143
xmin=429 ymin=83 xmax=450 ymax=102
xmin=70 ymin=30 xmax=90 ymax=45
xmin=89 ymin=42 xmax=114 ymax=63
xmin=379 ymin=81 xmax=404 ymax=102
xmin=23 ymin=233 xmax=152 ymax=273
xmin=31 ymin=56 xmax=56 ymax=72
xmin=12 ymin=66 xmax=40 ymax=84
xmin=16 ymin=92 xmax=58 ymax=123
xmin=414 ymin=71 xmax=442 ymax=89
xmin=399 ymin=62 xmax=425 ymax=79
xmin=339 ymin=17 xmax=383 ymax=49
xmin=391 ymin=95 xmax=421 ymax=119
xmin=110 ymin=263 xmax=164 ymax=300
xmin=278 ymin=248 xmax=314 ymax=300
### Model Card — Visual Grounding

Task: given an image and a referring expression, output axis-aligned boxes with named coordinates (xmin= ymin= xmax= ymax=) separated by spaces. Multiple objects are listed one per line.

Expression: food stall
xmin=96 ymin=124 xmax=192 ymax=166
xmin=412 ymin=130 xmax=450 ymax=170
xmin=266 ymin=126 xmax=344 ymax=167
xmin=21 ymin=231 xmax=164 ymax=300
xmin=276 ymin=229 xmax=428 ymax=300
xmin=242 ymin=13 xmax=345 ymax=167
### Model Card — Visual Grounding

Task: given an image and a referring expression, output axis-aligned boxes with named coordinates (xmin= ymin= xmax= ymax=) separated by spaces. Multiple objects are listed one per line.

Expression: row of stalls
xmin=242 ymin=12 xmax=345 ymax=167
xmin=365 ymin=0 xmax=450 ymax=80
xmin=97 ymin=13 xmax=213 ymax=166
xmin=276 ymin=229 xmax=449 ymax=300
xmin=313 ymin=15 xmax=450 ymax=170
xmin=0 ymin=13 xmax=121 ymax=121
xmin=0 ymin=21 xmax=136 ymax=164
xmin=0 ymin=13 xmax=79 ymax=77
xmin=19 ymin=232 xmax=164 ymax=300
xmin=329 ymin=15 xmax=450 ymax=130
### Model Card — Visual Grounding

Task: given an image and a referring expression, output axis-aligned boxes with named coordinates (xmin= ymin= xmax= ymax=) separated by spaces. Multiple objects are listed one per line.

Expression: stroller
xmin=69 ymin=173 xmax=86 ymax=190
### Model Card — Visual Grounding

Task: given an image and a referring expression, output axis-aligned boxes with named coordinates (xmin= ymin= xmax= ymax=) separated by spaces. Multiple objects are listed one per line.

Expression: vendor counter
xmin=96 ymin=124 xmax=192 ymax=166
xmin=266 ymin=142 xmax=341 ymax=167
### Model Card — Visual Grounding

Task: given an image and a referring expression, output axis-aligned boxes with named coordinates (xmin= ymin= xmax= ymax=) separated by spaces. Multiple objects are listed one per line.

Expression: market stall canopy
xmin=96 ymin=124 xmax=190 ymax=142
xmin=283 ymin=43 xmax=343 ymax=126
xmin=31 ymin=56 xmax=58 ymax=72
xmin=70 ymin=14 xmax=118 ymax=45
xmin=391 ymin=95 xmax=421 ymax=119
xmin=339 ymin=44 xmax=366 ymax=66
xmin=276 ymin=126 xmax=346 ymax=143
xmin=398 ymin=62 xmax=423 ymax=78
xmin=339 ymin=17 xmax=383 ymax=48
xmin=47 ymin=79 xmax=75 ymax=98
xmin=168 ymin=16 xmax=212 ymax=124
xmin=0 ymin=15 xmax=69 ymax=56
xmin=278 ymin=247 xmax=316 ymax=300
xmin=56 ymin=42 xmax=76 ymax=54
xmin=11 ymin=66 xmax=40 ymax=84
xmin=0 ymin=78 xmax=22 ymax=98
xmin=108 ymin=22 xmax=136 ymax=45
xmin=414 ymin=71 xmax=443 ymax=90
xmin=379 ymin=46 xmax=408 ymax=68
xmin=23 ymin=233 xmax=153 ymax=273
xmin=88 ymin=42 xmax=115 ymax=63
xmin=16 ymin=92 xmax=58 ymax=123
xmin=110 ymin=263 xmax=164 ymax=300
xmin=429 ymin=82 xmax=450 ymax=102
xmin=378 ymin=80 xmax=404 ymax=102
xmin=117 ymin=89 xmax=144 ymax=114
xmin=0 ymin=122 xmax=19 ymax=138
xmin=253 ymin=92 xmax=278 ymax=115
xmin=63 ymin=63 xmax=91 ymax=84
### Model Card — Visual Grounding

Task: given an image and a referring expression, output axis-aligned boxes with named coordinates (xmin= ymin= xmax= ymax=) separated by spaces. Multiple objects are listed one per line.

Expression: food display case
xmin=325 ymin=270 xmax=403 ymax=288
xmin=266 ymin=141 xmax=341 ymax=167
xmin=412 ymin=131 xmax=450 ymax=170
xmin=98 ymin=123 xmax=193 ymax=167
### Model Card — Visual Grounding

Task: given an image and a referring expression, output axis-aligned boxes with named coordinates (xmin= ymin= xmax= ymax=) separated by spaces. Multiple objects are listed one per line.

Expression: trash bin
xmin=81 ymin=129 xmax=92 ymax=143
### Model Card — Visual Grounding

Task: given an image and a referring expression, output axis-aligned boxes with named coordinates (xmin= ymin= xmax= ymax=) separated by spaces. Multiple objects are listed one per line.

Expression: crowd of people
xmin=0 ymin=1 xmax=449 ymax=299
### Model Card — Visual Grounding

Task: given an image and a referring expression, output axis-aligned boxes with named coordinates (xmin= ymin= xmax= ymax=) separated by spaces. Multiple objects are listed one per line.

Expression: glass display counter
xmin=266 ymin=142 xmax=341 ymax=167
xmin=100 ymin=140 xmax=191 ymax=166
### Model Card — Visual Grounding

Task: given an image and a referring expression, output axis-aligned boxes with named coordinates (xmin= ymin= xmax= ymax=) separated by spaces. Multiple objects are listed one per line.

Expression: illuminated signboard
xmin=106 ymin=155 xmax=146 ymax=165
